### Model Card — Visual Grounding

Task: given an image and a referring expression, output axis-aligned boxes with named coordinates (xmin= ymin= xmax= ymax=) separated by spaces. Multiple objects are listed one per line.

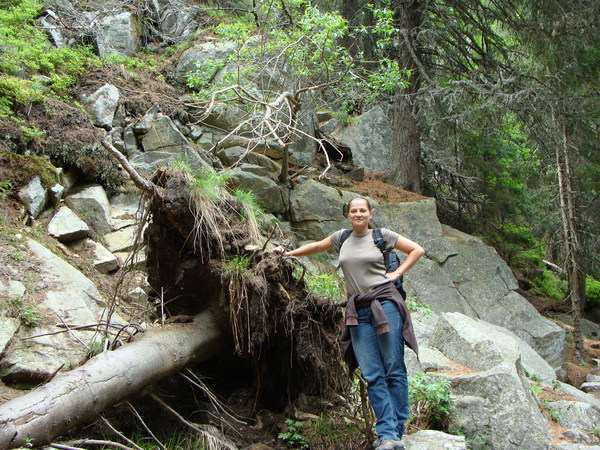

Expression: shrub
xmin=530 ymin=270 xmax=567 ymax=300
xmin=586 ymin=275 xmax=600 ymax=305
xmin=409 ymin=372 xmax=452 ymax=430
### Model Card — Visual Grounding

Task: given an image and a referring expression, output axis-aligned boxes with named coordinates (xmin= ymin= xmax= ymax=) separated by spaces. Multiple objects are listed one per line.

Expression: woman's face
xmin=347 ymin=198 xmax=372 ymax=230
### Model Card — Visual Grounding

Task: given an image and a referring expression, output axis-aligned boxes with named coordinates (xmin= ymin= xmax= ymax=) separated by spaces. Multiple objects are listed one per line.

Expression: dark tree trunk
xmin=387 ymin=0 xmax=423 ymax=193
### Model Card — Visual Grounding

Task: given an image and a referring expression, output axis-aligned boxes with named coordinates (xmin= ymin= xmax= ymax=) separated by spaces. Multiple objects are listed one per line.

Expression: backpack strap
xmin=339 ymin=229 xmax=353 ymax=249
xmin=372 ymin=228 xmax=387 ymax=259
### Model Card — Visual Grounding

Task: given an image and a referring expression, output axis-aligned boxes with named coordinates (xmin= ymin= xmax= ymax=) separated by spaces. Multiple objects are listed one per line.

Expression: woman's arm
xmin=275 ymin=237 xmax=334 ymax=257
xmin=386 ymin=235 xmax=425 ymax=280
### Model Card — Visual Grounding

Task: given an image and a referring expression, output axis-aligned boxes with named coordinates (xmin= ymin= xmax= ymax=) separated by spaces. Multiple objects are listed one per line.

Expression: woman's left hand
xmin=385 ymin=271 xmax=401 ymax=281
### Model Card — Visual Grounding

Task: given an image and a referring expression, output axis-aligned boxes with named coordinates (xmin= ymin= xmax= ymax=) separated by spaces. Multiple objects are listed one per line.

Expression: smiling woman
xmin=274 ymin=196 xmax=424 ymax=450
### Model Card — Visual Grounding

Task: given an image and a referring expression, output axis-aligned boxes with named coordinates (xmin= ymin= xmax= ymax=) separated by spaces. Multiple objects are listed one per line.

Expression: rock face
xmin=429 ymin=313 xmax=551 ymax=449
xmin=0 ymin=239 xmax=112 ymax=384
xmin=330 ymin=105 xmax=393 ymax=172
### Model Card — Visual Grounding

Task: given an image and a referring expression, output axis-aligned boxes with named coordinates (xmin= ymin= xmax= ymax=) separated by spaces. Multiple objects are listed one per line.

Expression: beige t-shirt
xmin=330 ymin=228 xmax=400 ymax=297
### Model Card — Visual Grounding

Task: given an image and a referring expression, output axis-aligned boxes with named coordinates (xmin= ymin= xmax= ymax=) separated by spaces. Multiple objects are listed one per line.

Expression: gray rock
xmin=404 ymin=430 xmax=467 ymax=450
xmin=580 ymin=382 xmax=600 ymax=396
xmin=225 ymin=165 xmax=288 ymax=215
xmin=103 ymin=226 xmax=138 ymax=254
xmin=0 ymin=318 xmax=20 ymax=354
xmin=17 ymin=176 xmax=47 ymax=218
xmin=175 ymin=41 xmax=236 ymax=86
xmin=0 ymin=279 xmax=26 ymax=299
xmin=287 ymin=91 xmax=318 ymax=166
xmin=47 ymin=206 xmax=90 ymax=243
xmin=555 ymin=381 xmax=600 ymax=412
xmin=216 ymin=146 xmax=280 ymax=173
xmin=123 ymin=125 xmax=139 ymax=156
xmin=549 ymin=400 xmax=600 ymax=432
xmin=110 ymin=190 xmax=142 ymax=230
xmin=39 ymin=9 xmax=67 ymax=47
xmin=48 ymin=183 xmax=64 ymax=204
xmin=82 ymin=84 xmax=120 ymax=128
xmin=289 ymin=177 xmax=357 ymax=240
xmin=71 ymin=239 xmax=118 ymax=274
xmin=96 ymin=12 xmax=142 ymax=58
xmin=430 ymin=313 xmax=551 ymax=449
xmin=147 ymin=0 xmax=200 ymax=42
xmin=114 ymin=249 xmax=146 ymax=270
xmin=27 ymin=239 xmax=105 ymax=306
xmin=65 ymin=184 xmax=113 ymax=234
xmin=440 ymin=228 xmax=565 ymax=370
xmin=330 ymin=105 xmax=392 ymax=172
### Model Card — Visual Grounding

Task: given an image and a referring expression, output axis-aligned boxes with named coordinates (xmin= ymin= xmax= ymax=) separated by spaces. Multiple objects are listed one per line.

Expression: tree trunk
xmin=555 ymin=120 xmax=585 ymax=360
xmin=388 ymin=0 xmax=423 ymax=193
xmin=0 ymin=308 xmax=227 ymax=450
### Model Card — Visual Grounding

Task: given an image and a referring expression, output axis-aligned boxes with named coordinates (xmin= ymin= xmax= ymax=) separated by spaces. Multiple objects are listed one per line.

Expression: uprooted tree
xmin=0 ymin=142 xmax=352 ymax=449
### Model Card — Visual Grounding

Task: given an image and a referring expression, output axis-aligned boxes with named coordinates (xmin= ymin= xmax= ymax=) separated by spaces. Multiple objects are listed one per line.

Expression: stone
xmin=82 ymin=84 xmax=120 ymax=128
xmin=110 ymin=190 xmax=142 ymax=230
xmin=549 ymin=400 xmax=600 ymax=432
xmin=17 ymin=176 xmax=47 ymax=218
xmin=0 ymin=279 xmax=26 ymax=299
xmin=65 ymin=184 xmax=113 ymax=234
xmin=103 ymin=226 xmax=137 ymax=253
xmin=48 ymin=183 xmax=64 ymax=204
xmin=175 ymin=41 xmax=237 ymax=86
xmin=288 ymin=177 xmax=358 ymax=240
xmin=48 ymin=206 xmax=90 ymax=243
xmin=403 ymin=430 xmax=467 ymax=449
xmin=148 ymin=0 xmax=200 ymax=42
xmin=330 ymin=105 xmax=392 ymax=172
xmin=96 ymin=12 xmax=142 ymax=58
xmin=0 ymin=318 xmax=20 ymax=354
xmin=225 ymin=165 xmax=287 ymax=215
xmin=216 ymin=146 xmax=280 ymax=172
xmin=71 ymin=239 xmax=118 ymax=274
xmin=430 ymin=313 xmax=551 ymax=449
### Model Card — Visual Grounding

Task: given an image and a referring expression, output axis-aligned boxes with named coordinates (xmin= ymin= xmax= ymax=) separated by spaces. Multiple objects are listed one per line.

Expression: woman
xmin=274 ymin=197 xmax=424 ymax=450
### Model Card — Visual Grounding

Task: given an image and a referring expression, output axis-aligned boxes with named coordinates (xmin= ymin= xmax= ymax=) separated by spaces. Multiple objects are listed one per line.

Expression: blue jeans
xmin=349 ymin=300 xmax=408 ymax=441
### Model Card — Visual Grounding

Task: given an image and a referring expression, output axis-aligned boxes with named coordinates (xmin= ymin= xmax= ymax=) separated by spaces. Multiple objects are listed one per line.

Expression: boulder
xmin=130 ymin=114 xmax=212 ymax=173
xmin=216 ymin=146 xmax=280 ymax=173
xmin=329 ymin=105 xmax=393 ymax=172
xmin=0 ymin=239 xmax=111 ymax=384
xmin=430 ymin=313 xmax=551 ymax=449
xmin=377 ymin=201 xmax=457 ymax=264
xmin=147 ymin=0 xmax=200 ymax=43
xmin=17 ymin=177 xmax=47 ymax=218
xmin=110 ymin=189 xmax=142 ymax=230
xmin=403 ymin=430 xmax=467 ymax=450
xmin=549 ymin=400 xmax=600 ymax=432
xmin=175 ymin=41 xmax=236 ymax=86
xmin=96 ymin=12 xmax=142 ymax=58
xmin=82 ymin=84 xmax=120 ymax=129
xmin=71 ymin=239 xmax=118 ymax=274
xmin=439 ymin=227 xmax=565 ymax=370
xmin=289 ymin=177 xmax=357 ymax=240
xmin=65 ymin=184 xmax=113 ymax=234
xmin=103 ymin=226 xmax=138 ymax=254
xmin=225 ymin=165 xmax=288 ymax=215
xmin=0 ymin=318 xmax=19 ymax=354
xmin=47 ymin=206 xmax=90 ymax=243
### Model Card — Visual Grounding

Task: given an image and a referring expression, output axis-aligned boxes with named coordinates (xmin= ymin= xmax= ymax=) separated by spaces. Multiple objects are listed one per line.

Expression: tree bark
xmin=0 ymin=308 xmax=227 ymax=450
xmin=388 ymin=0 xmax=423 ymax=193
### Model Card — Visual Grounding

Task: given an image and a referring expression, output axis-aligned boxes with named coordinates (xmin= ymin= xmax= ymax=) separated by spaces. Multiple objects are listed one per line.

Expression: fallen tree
xmin=0 ymin=308 xmax=227 ymax=450
xmin=0 ymin=146 xmax=349 ymax=448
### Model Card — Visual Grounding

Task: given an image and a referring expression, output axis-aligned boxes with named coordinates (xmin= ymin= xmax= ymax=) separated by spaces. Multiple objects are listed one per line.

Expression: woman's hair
xmin=343 ymin=197 xmax=376 ymax=229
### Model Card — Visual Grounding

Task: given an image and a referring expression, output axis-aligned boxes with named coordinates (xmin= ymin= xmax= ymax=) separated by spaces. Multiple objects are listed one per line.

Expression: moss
xmin=0 ymin=152 xmax=59 ymax=190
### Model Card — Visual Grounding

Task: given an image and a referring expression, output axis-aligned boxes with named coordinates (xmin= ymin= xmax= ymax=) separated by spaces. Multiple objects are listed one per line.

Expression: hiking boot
xmin=374 ymin=439 xmax=404 ymax=450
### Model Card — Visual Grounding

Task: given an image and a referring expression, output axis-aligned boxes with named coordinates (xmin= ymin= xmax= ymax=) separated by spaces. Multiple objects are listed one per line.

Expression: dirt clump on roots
xmin=139 ymin=167 xmax=363 ymax=448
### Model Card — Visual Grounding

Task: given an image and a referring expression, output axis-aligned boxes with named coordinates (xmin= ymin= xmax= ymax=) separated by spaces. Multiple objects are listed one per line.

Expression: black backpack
xmin=339 ymin=228 xmax=407 ymax=299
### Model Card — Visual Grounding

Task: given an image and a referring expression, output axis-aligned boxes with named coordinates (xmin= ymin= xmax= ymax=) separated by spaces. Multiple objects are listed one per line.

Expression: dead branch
xmin=100 ymin=138 xmax=157 ymax=194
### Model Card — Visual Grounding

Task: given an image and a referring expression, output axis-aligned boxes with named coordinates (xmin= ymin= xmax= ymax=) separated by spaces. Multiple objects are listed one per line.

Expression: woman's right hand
xmin=272 ymin=245 xmax=285 ymax=254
